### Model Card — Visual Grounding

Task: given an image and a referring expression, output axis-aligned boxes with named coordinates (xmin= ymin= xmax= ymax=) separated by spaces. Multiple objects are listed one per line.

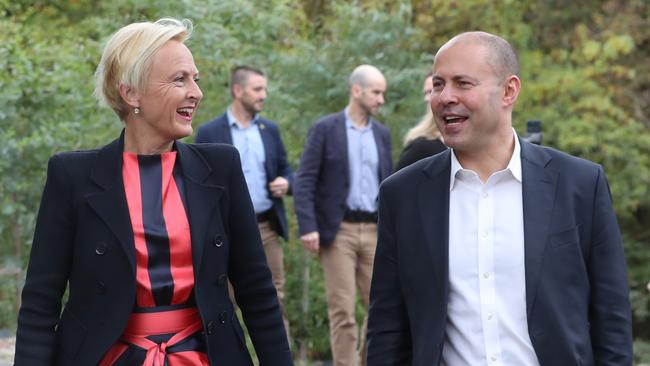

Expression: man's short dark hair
xmin=230 ymin=65 xmax=265 ymax=96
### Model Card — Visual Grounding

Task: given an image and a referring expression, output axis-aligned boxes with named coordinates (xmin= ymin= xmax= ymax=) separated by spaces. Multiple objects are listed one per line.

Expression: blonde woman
xmin=15 ymin=18 xmax=292 ymax=365
xmin=395 ymin=73 xmax=447 ymax=171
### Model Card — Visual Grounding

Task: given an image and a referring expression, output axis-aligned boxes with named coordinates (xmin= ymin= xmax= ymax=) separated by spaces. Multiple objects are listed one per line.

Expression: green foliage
xmin=2 ymin=0 xmax=649 ymax=361
xmin=1 ymin=2 xmax=120 ymax=283
xmin=635 ymin=339 xmax=650 ymax=364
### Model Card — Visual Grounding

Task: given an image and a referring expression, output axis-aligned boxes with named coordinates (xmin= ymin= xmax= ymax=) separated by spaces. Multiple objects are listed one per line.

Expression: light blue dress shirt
xmin=227 ymin=108 xmax=273 ymax=214
xmin=344 ymin=108 xmax=380 ymax=213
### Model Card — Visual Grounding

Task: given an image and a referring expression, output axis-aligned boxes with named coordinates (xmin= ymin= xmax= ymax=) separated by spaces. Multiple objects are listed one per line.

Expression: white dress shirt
xmin=442 ymin=133 xmax=540 ymax=366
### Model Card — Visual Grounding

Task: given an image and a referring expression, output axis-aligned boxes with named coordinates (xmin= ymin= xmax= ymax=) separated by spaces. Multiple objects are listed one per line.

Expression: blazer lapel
xmin=176 ymin=142 xmax=224 ymax=275
xmin=258 ymin=120 xmax=274 ymax=178
xmin=370 ymin=119 xmax=390 ymax=180
xmin=418 ymin=151 xmax=452 ymax=289
xmin=86 ymin=134 xmax=136 ymax=274
xmin=334 ymin=112 xmax=350 ymax=185
xmin=217 ymin=114 xmax=233 ymax=144
xmin=520 ymin=140 xmax=558 ymax=317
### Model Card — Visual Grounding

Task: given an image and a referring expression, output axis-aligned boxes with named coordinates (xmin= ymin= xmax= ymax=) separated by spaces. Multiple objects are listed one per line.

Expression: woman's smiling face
xmin=135 ymin=40 xmax=203 ymax=145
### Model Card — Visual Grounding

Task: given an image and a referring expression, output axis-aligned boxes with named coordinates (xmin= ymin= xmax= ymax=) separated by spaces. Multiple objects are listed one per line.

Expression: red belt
xmin=107 ymin=307 xmax=204 ymax=366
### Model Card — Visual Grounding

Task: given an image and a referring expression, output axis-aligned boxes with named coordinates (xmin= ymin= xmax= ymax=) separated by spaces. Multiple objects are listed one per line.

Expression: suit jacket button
xmin=217 ymin=274 xmax=227 ymax=287
xmin=96 ymin=281 xmax=106 ymax=294
xmin=219 ymin=311 xmax=228 ymax=324
xmin=214 ymin=235 xmax=223 ymax=247
xmin=207 ymin=320 xmax=215 ymax=335
xmin=95 ymin=242 xmax=107 ymax=255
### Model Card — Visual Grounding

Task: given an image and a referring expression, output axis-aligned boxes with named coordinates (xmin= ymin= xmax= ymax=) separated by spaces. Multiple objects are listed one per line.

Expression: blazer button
xmin=213 ymin=235 xmax=223 ymax=247
xmin=95 ymin=242 xmax=107 ymax=255
xmin=219 ymin=311 xmax=228 ymax=324
xmin=217 ymin=274 xmax=227 ymax=287
xmin=206 ymin=320 xmax=215 ymax=335
xmin=96 ymin=281 xmax=106 ymax=294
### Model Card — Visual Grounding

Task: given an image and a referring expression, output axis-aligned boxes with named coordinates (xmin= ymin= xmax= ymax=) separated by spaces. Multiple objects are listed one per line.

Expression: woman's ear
xmin=119 ymin=83 xmax=140 ymax=109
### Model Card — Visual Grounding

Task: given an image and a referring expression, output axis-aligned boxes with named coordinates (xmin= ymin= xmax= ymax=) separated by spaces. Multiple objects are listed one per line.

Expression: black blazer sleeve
xmin=272 ymin=125 xmax=294 ymax=194
xmin=224 ymin=149 xmax=293 ymax=364
xmin=367 ymin=179 xmax=413 ymax=365
xmin=294 ymin=121 xmax=326 ymax=236
xmin=588 ymin=166 xmax=633 ymax=364
xmin=15 ymin=155 xmax=75 ymax=365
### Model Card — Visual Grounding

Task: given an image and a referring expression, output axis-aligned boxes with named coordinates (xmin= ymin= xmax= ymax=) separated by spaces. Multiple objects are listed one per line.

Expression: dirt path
xmin=0 ymin=336 xmax=13 ymax=365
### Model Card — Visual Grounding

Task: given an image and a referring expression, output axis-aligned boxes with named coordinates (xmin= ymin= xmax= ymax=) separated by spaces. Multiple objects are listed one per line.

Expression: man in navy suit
xmin=367 ymin=32 xmax=633 ymax=365
xmin=196 ymin=66 xmax=293 ymax=337
xmin=294 ymin=65 xmax=392 ymax=366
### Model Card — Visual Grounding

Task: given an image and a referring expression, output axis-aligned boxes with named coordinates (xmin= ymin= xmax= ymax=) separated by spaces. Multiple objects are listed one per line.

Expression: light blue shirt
xmin=344 ymin=108 xmax=380 ymax=213
xmin=227 ymin=107 xmax=273 ymax=214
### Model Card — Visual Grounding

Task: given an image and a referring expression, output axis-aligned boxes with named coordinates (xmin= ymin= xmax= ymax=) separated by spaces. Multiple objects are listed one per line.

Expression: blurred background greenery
xmin=1 ymin=0 xmax=649 ymax=363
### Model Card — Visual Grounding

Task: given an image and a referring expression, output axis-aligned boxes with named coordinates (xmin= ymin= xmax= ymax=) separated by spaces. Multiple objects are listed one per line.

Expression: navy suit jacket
xmin=294 ymin=111 xmax=392 ymax=246
xmin=367 ymin=139 xmax=633 ymax=366
xmin=195 ymin=113 xmax=294 ymax=240
xmin=15 ymin=134 xmax=292 ymax=365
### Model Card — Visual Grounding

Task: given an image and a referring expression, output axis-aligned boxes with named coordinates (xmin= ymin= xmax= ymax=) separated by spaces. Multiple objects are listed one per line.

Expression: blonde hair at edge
xmin=93 ymin=18 xmax=193 ymax=121
xmin=403 ymin=106 xmax=441 ymax=146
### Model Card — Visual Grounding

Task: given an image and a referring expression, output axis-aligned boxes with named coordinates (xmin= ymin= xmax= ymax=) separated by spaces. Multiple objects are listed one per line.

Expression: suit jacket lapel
xmin=520 ymin=140 xmax=558 ymax=317
xmin=418 ymin=151 xmax=452 ymax=289
xmin=258 ymin=120 xmax=274 ymax=179
xmin=334 ymin=112 xmax=350 ymax=185
xmin=370 ymin=118 xmax=390 ymax=180
xmin=86 ymin=134 xmax=136 ymax=274
xmin=176 ymin=142 xmax=224 ymax=275
xmin=217 ymin=114 xmax=233 ymax=144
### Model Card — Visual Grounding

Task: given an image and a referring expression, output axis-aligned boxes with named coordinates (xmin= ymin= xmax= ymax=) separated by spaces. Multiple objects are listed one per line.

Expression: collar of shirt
xmin=449 ymin=128 xmax=522 ymax=191
xmin=226 ymin=106 xmax=260 ymax=129
xmin=344 ymin=107 xmax=373 ymax=132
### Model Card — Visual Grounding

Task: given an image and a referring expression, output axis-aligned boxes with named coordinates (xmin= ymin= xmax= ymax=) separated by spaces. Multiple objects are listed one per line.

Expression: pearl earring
xmin=134 ymin=107 xmax=141 ymax=115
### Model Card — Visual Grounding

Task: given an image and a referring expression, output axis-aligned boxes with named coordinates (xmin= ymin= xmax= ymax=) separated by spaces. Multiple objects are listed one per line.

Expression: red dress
xmin=99 ymin=152 xmax=210 ymax=365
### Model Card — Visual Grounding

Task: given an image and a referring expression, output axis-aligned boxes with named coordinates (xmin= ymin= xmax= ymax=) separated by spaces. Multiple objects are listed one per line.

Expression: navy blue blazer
xmin=367 ymin=139 xmax=633 ymax=366
xmin=195 ymin=113 xmax=294 ymax=240
xmin=15 ymin=134 xmax=292 ymax=365
xmin=294 ymin=111 xmax=392 ymax=246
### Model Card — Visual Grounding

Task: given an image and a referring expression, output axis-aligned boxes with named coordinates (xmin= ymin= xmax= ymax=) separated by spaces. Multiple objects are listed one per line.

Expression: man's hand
xmin=269 ymin=177 xmax=289 ymax=198
xmin=300 ymin=231 xmax=320 ymax=253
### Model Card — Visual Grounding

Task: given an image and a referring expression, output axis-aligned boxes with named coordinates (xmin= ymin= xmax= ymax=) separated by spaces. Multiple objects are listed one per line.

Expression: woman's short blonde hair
xmin=94 ymin=18 xmax=193 ymax=120
xmin=403 ymin=107 xmax=441 ymax=145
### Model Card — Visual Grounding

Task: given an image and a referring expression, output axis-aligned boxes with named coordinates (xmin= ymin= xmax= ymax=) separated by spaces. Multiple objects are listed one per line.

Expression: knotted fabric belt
xmin=100 ymin=307 xmax=205 ymax=366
